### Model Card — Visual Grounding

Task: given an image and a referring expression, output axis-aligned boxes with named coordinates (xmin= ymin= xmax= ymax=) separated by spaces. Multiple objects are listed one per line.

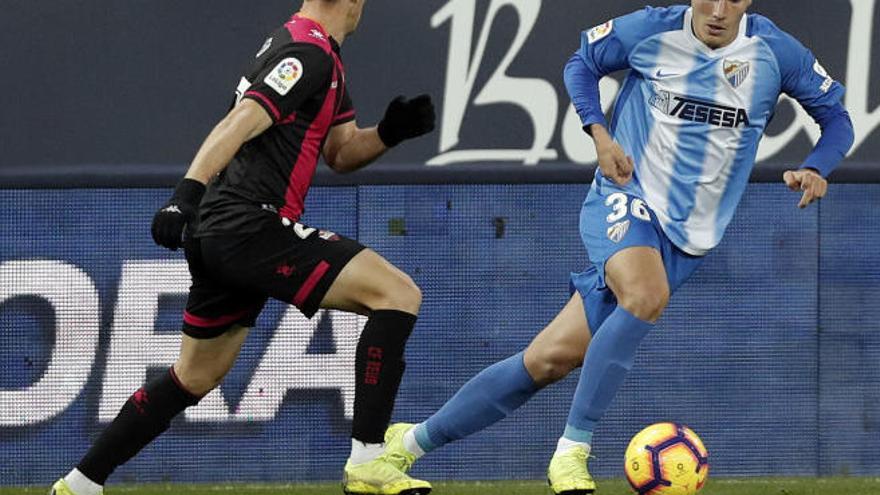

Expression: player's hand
xmin=377 ymin=94 xmax=436 ymax=147
xmin=783 ymin=169 xmax=827 ymax=209
xmin=151 ymin=178 xmax=206 ymax=251
xmin=593 ymin=127 xmax=634 ymax=186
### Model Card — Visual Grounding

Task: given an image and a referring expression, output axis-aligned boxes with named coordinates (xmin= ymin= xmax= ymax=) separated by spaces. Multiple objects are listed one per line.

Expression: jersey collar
xmin=683 ymin=7 xmax=749 ymax=57
xmin=290 ymin=13 xmax=341 ymax=54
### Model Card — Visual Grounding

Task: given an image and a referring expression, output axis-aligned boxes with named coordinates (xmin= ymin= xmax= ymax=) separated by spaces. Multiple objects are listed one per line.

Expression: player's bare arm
xmin=322 ymin=121 xmax=386 ymax=173
xmin=184 ymin=99 xmax=273 ymax=184
xmin=323 ymin=94 xmax=436 ymax=173
xmin=323 ymin=121 xmax=380 ymax=173
xmin=589 ymin=123 xmax=634 ymax=186
xmin=150 ymin=99 xmax=273 ymax=250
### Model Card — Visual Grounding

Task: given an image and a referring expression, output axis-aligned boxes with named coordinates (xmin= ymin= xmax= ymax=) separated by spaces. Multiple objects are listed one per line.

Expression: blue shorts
xmin=570 ymin=176 xmax=704 ymax=333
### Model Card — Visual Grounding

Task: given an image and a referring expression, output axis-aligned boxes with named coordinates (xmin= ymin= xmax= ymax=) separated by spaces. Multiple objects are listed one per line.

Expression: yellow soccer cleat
xmin=547 ymin=446 xmax=597 ymax=495
xmin=382 ymin=423 xmax=419 ymax=473
xmin=342 ymin=457 xmax=432 ymax=495
xmin=48 ymin=479 xmax=77 ymax=495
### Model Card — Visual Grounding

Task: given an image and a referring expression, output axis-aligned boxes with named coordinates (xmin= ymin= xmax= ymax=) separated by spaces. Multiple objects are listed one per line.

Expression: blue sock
xmin=564 ymin=306 xmax=653 ymax=442
xmin=414 ymin=351 xmax=540 ymax=453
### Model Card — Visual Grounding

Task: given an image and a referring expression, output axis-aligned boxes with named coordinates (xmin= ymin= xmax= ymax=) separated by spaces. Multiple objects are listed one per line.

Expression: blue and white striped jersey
xmin=568 ymin=6 xmax=849 ymax=255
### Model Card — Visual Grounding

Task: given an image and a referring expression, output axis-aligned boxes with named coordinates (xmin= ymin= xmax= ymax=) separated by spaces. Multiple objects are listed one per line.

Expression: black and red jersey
xmin=197 ymin=14 xmax=355 ymax=236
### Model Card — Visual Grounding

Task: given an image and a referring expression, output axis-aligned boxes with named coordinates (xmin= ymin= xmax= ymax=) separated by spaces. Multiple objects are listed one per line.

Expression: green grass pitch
xmin=6 ymin=478 xmax=880 ymax=495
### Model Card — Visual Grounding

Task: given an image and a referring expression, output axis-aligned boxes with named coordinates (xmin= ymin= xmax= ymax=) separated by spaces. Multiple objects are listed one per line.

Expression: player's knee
xmin=525 ymin=344 xmax=581 ymax=386
xmin=374 ymin=272 xmax=422 ymax=314
xmin=528 ymin=357 xmax=579 ymax=386
xmin=617 ymin=284 xmax=669 ymax=323
xmin=398 ymin=275 xmax=422 ymax=313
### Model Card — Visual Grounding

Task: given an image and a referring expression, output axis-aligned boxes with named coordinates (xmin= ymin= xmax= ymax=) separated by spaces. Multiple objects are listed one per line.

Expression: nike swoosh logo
xmin=655 ymin=69 xmax=679 ymax=78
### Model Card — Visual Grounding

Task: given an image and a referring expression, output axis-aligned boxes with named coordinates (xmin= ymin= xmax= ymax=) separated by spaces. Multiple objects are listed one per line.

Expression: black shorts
xmin=182 ymin=216 xmax=365 ymax=339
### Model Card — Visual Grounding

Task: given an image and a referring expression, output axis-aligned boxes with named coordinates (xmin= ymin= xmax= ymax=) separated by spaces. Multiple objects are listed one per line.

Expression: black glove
xmin=151 ymin=178 xmax=206 ymax=251
xmin=377 ymin=94 xmax=436 ymax=147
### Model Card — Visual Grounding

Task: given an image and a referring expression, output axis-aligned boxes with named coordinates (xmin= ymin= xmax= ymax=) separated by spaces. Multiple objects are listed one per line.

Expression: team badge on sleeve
xmin=813 ymin=60 xmax=834 ymax=93
xmin=723 ymin=59 xmax=750 ymax=89
xmin=265 ymin=57 xmax=304 ymax=96
xmin=587 ymin=20 xmax=614 ymax=44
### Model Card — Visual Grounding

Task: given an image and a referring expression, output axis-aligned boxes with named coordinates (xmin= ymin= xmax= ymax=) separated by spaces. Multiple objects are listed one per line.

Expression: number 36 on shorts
xmin=605 ymin=193 xmax=652 ymax=223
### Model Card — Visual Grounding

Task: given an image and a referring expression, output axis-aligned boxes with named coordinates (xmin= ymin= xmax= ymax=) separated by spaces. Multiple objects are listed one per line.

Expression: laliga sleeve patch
xmin=588 ymin=20 xmax=614 ymax=44
xmin=265 ymin=57 xmax=304 ymax=96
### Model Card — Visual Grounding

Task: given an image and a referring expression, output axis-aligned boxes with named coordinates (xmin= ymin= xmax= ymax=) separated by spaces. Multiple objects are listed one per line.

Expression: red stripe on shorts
xmin=183 ymin=307 xmax=253 ymax=328
xmin=293 ymin=260 xmax=330 ymax=307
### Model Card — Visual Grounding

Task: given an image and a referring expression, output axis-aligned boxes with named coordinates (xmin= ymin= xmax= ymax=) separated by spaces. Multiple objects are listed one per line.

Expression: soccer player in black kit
xmin=51 ymin=1 xmax=435 ymax=494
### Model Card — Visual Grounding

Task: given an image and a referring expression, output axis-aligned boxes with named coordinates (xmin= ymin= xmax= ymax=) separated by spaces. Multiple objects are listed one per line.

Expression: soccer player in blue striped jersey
xmin=377 ymin=1 xmax=854 ymax=494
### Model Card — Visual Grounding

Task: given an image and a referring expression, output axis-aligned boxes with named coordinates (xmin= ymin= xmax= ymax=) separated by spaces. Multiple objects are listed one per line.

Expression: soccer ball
xmin=624 ymin=422 xmax=709 ymax=495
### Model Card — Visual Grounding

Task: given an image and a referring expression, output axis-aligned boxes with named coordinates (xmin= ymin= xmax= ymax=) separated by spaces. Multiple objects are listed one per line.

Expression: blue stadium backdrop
xmin=1 ymin=184 xmax=879 ymax=485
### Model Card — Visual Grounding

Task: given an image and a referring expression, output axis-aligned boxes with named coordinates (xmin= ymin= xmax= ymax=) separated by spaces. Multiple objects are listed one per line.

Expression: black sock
xmin=77 ymin=367 xmax=201 ymax=483
xmin=352 ymin=309 xmax=416 ymax=444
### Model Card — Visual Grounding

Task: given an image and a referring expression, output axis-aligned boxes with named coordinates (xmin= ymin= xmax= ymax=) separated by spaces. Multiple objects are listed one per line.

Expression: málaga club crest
xmin=723 ymin=59 xmax=750 ymax=89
